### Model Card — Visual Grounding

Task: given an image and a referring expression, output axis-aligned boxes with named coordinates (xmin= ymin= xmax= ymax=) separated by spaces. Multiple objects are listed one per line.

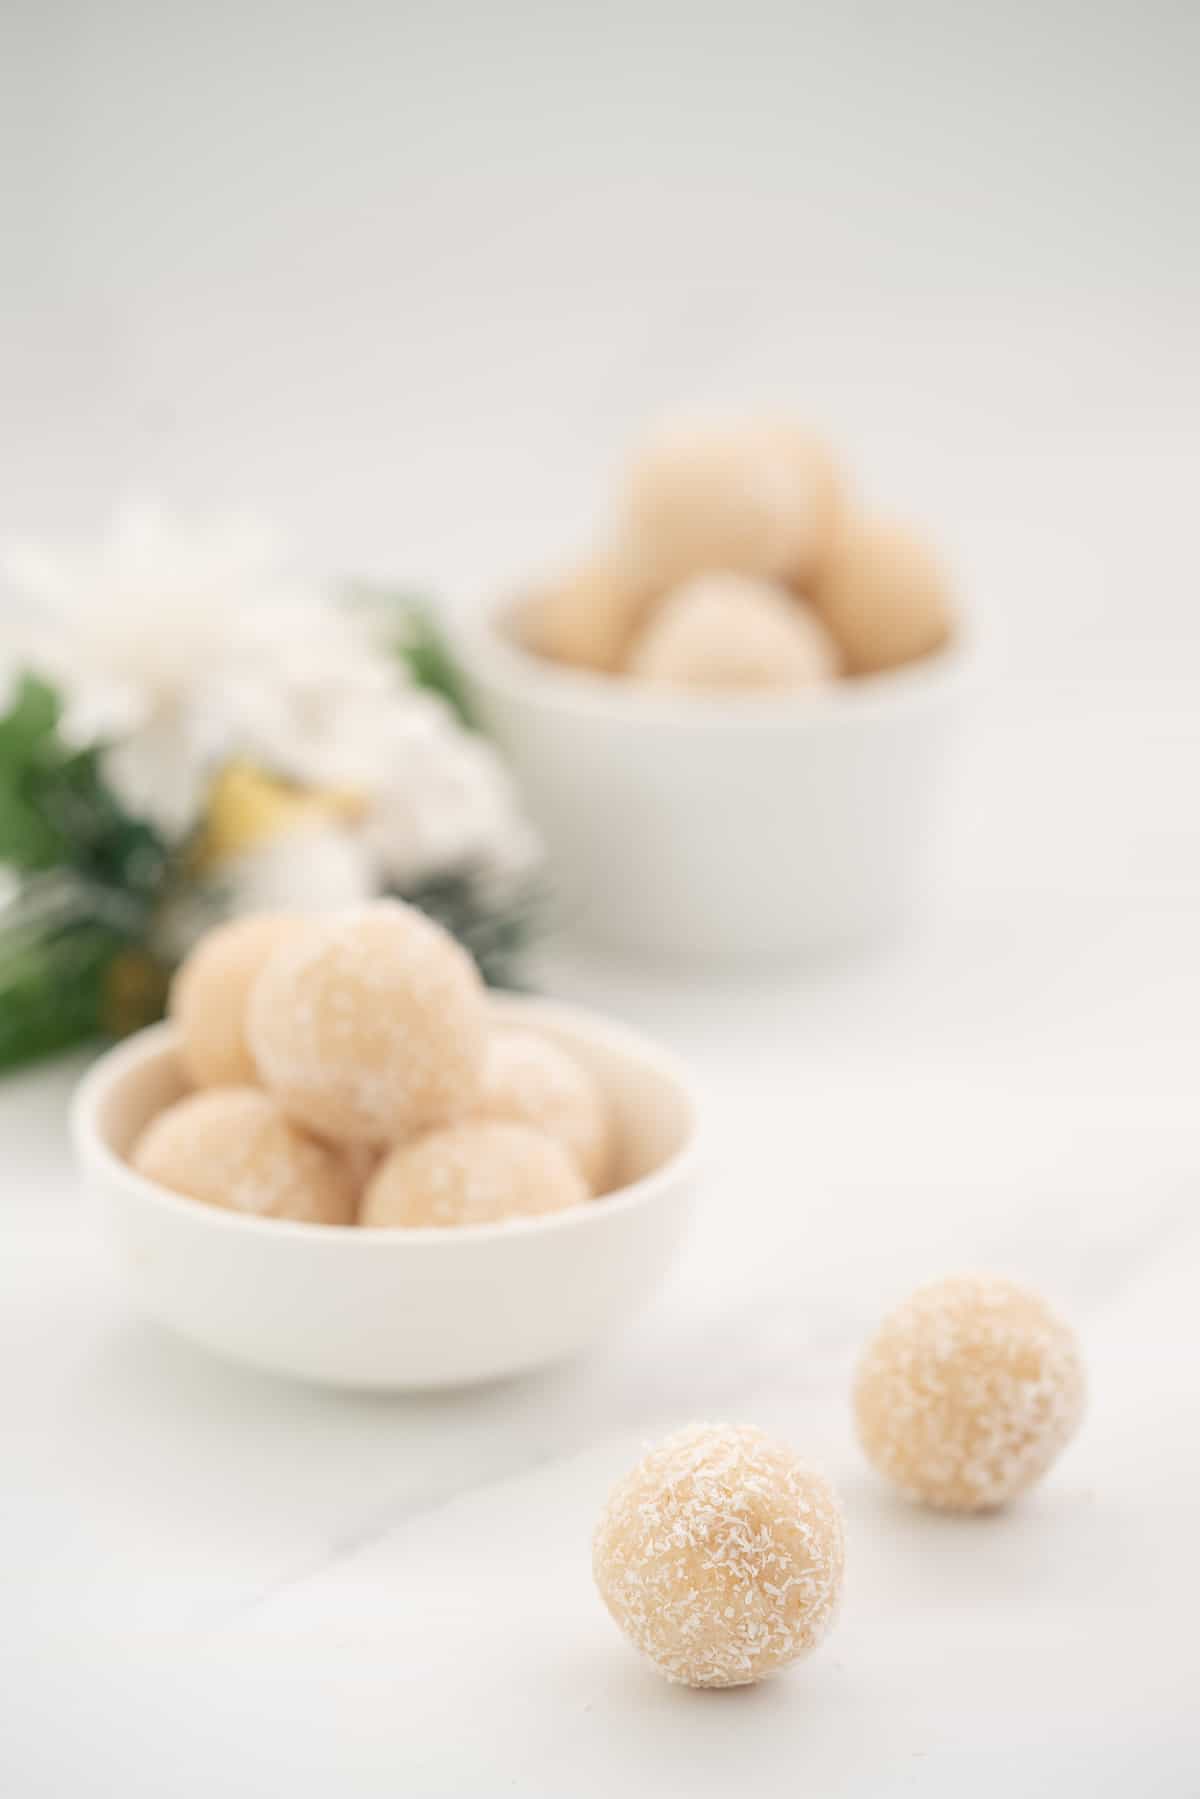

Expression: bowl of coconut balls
xmin=71 ymin=901 xmax=700 ymax=1388
xmin=459 ymin=418 xmax=974 ymax=961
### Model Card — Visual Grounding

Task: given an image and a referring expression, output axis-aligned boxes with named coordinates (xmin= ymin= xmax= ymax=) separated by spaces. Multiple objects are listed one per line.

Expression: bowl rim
xmin=451 ymin=590 xmax=982 ymax=730
xmin=71 ymin=996 xmax=704 ymax=1249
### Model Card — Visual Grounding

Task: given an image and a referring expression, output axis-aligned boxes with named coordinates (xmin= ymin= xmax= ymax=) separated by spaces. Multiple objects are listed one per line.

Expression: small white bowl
xmin=71 ymin=997 xmax=701 ymax=1390
xmin=456 ymin=601 xmax=975 ymax=962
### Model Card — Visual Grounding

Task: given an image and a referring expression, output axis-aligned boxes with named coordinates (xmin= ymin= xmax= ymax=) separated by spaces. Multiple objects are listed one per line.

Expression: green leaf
xmin=0 ymin=766 xmax=65 ymax=866
xmin=0 ymin=672 xmax=61 ymax=759
xmin=0 ymin=869 xmax=175 ymax=1072
xmin=0 ymin=906 xmax=120 ymax=1070
xmin=0 ymin=673 xmax=178 ymax=1070
xmin=399 ymin=616 xmax=477 ymax=730
xmin=40 ymin=744 xmax=171 ymax=894
xmin=343 ymin=584 xmax=477 ymax=729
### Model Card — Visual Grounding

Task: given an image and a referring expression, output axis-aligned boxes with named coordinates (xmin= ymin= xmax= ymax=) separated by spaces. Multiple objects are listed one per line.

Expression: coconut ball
xmin=169 ymin=912 xmax=302 ymax=1089
xmin=854 ymin=1274 xmax=1086 ymax=1512
xmin=477 ymin=1027 xmax=613 ymax=1191
xmin=340 ymin=1141 xmax=383 ymax=1193
xmin=514 ymin=553 xmax=653 ymax=674
xmin=360 ymin=1119 xmax=587 ymax=1228
xmin=131 ymin=1087 xmax=356 ymax=1225
xmin=813 ymin=516 xmax=954 ymax=675
xmin=620 ymin=421 xmax=843 ymax=591
xmin=593 ymin=1423 xmax=846 ymax=1688
xmin=624 ymin=572 xmax=839 ymax=692
xmin=247 ymin=899 xmax=487 ymax=1146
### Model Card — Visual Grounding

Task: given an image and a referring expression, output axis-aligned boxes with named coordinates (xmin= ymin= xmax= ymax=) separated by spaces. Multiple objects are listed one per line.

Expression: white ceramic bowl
xmin=71 ymin=997 xmax=701 ymax=1390
xmin=457 ymin=603 xmax=974 ymax=962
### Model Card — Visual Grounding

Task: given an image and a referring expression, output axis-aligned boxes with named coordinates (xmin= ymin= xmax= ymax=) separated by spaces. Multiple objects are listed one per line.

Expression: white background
xmin=3 ymin=3 xmax=1199 ymax=1793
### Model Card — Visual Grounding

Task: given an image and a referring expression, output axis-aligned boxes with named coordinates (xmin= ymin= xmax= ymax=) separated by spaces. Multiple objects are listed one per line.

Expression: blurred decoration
xmin=0 ymin=505 xmax=543 ymax=1071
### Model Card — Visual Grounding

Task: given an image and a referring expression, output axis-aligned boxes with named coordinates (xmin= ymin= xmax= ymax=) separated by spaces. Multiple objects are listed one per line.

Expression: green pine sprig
xmin=399 ymin=865 xmax=548 ymax=991
xmin=342 ymin=583 xmax=478 ymax=728
xmin=0 ymin=674 xmax=175 ymax=1068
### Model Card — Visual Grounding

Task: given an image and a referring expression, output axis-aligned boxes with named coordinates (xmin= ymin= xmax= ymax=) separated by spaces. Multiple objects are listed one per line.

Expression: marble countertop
xmin=5 ymin=669 xmax=1199 ymax=1795
xmin=5 ymin=6 xmax=1199 ymax=1789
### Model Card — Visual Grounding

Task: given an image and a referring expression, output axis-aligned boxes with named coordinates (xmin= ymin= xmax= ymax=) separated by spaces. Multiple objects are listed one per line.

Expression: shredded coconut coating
xmin=476 ymin=1027 xmax=614 ymax=1193
xmin=854 ymin=1274 xmax=1086 ymax=1512
xmin=169 ymin=911 xmax=302 ymax=1088
xmin=131 ymin=1087 xmax=357 ymax=1225
xmin=625 ymin=573 xmax=839 ymax=692
xmin=360 ymin=1119 xmax=587 ymax=1228
xmin=247 ymin=899 xmax=487 ymax=1146
xmin=593 ymin=1423 xmax=846 ymax=1688
xmin=620 ymin=421 xmax=844 ymax=592
xmin=812 ymin=516 xmax=953 ymax=675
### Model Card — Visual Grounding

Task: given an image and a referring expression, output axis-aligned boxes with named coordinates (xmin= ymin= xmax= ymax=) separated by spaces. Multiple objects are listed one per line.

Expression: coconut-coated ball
xmin=339 ymin=1140 xmax=383 ymax=1194
xmin=620 ymin=421 xmax=843 ymax=591
xmin=360 ymin=1119 xmax=587 ymax=1228
xmin=854 ymin=1274 xmax=1086 ymax=1512
xmin=131 ymin=1087 xmax=357 ymax=1225
xmin=624 ymin=572 xmax=839 ymax=692
xmin=169 ymin=912 xmax=302 ymax=1088
xmin=247 ymin=900 xmax=487 ymax=1146
xmin=593 ymin=1423 xmax=846 ymax=1688
xmin=477 ymin=1027 xmax=614 ymax=1191
xmin=813 ymin=516 xmax=954 ymax=675
xmin=514 ymin=553 xmax=654 ymax=674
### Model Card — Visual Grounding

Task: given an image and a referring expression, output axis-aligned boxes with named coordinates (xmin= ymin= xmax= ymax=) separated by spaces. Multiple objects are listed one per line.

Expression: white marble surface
xmin=4 ymin=2 xmax=1200 ymax=1791
xmin=6 ymin=726 xmax=1200 ymax=1793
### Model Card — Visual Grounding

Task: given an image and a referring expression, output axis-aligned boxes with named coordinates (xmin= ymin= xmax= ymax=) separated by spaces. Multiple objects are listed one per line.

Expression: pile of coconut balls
xmin=130 ymin=901 xmax=613 ymax=1229
xmin=515 ymin=418 xmax=957 ymax=691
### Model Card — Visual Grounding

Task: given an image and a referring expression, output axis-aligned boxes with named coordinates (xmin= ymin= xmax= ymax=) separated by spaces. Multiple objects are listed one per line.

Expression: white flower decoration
xmin=0 ymin=504 xmax=537 ymax=887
